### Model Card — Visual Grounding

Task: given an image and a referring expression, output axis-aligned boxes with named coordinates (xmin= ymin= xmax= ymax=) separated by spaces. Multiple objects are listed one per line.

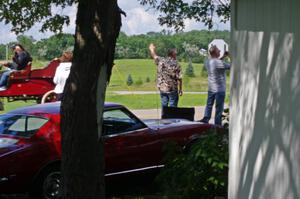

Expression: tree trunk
xmin=60 ymin=0 xmax=121 ymax=198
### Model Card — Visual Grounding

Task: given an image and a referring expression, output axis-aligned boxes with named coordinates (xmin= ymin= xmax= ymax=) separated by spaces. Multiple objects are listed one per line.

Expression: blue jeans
xmin=160 ymin=90 xmax=179 ymax=114
xmin=0 ymin=70 xmax=13 ymax=87
xmin=202 ymin=91 xmax=225 ymax=125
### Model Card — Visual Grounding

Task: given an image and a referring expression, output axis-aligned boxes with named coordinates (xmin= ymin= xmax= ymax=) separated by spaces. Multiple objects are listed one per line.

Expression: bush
xmin=135 ymin=78 xmax=143 ymax=86
xmin=185 ymin=60 xmax=195 ymax=77
xmin=145 ymin=76 xmax=150 ymax=83
xmin=157 ymin=130 xmax=228 ymax=199
xmin=126 ymin=74 xmax=133 ymax=86
xmin=191 ymin=56 xmax=204 ymax=63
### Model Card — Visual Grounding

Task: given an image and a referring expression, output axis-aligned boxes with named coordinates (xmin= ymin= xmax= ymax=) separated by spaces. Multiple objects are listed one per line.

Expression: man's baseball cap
xmin=10 ymin=44 xmax=17 ymax=50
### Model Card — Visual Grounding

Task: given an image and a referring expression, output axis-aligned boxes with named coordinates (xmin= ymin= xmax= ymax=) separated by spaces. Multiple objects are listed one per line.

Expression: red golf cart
xmin=0 ymin=60 xmax=60 ymax=109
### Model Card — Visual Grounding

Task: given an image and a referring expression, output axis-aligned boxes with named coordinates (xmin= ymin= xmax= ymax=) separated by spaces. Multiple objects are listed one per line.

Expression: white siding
xmin=230 ymin=0 xmax=300 ymax=198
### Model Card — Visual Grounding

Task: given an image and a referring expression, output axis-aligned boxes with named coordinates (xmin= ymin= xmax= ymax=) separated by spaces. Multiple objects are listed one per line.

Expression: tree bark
xmin=60 ymin=0 xmax=121 ymax=198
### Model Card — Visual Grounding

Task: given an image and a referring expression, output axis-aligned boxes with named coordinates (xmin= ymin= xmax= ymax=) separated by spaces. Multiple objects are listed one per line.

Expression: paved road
xmin=111 ymin=91 xmax=208 ymax=95
xmin=110 ymin=91 xmax=229 ymax=122
xmin=131 ymin=106 xmax=214 ymax=121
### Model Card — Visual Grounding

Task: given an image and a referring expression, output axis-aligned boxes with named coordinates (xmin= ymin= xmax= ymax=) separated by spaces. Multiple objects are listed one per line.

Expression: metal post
xmin=5 ymin=44 xmax=8 ymax=61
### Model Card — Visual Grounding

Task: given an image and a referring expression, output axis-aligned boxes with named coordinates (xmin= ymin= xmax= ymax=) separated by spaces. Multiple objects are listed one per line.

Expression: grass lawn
xmin=0 ymin=100 xmax=36 ymax=114
xmin=0 ymin=93 xmax=230 ymax=112
xmin=106 ymin=93 xmax=210 ymax=109
xmin=30 ymin=58 xmax=229 ymax=93
xmin=109 ymin=59 xmax=210 ymax=92
xmin=105 ymin=93 xmax=229 ymax=109
xmin=0 ymin=59 xmax=230 ymax=112
xmin=0 ymin=94 xmax=208 ymax=113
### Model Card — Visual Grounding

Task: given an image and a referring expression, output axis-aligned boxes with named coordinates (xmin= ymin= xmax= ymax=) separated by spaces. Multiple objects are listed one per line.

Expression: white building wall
xmin=229 ymin=0 xmax=300 ymax=198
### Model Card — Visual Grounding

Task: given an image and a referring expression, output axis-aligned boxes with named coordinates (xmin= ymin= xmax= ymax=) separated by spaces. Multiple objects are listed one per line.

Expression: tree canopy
xmin=0 ymin=0 xmax=75 ymax=33
xmin=0 ymin=30 xmax=229 ymax=62
xmin=0 ymin=0 xmax=230 ymax=35
xmin=138 ymin=0 xmax=230 ymax=30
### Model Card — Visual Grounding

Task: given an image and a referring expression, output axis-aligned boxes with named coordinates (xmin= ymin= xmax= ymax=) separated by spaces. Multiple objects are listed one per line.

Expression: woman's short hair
xmin=59 ymin=51 xmax=73 ymax=62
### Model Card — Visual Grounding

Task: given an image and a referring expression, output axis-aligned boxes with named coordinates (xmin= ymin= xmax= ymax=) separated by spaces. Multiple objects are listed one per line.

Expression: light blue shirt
xmin=204 ymin=58 xmax=230 ymax=92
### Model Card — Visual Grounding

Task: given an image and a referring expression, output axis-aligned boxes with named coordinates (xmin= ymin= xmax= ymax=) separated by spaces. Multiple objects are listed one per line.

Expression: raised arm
xmin=220 ymin=51 xmax=231 ymax=70
xmin=149 ymin=43 xmax=158 ymax=59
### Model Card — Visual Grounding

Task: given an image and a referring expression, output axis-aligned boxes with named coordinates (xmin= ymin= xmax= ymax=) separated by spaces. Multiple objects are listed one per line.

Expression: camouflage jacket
xmin=155 ymin=56 xmax=182 ymax=92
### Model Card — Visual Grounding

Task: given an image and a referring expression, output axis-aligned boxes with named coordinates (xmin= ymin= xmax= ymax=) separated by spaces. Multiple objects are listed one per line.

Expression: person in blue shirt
xmin=200 ymin=45 xmax=231 ymax=125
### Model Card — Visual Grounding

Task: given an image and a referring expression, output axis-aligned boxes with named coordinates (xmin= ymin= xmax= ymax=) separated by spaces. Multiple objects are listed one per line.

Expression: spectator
xmin=53 ymin=51 xmax=73 ymax=100
xmin=149 ymin=43 xmax=183 ymax=116
xmin=200 ymin=45 xmax=231 ymax=125
xmin=0 ymin=44 xmax=32 ymax=90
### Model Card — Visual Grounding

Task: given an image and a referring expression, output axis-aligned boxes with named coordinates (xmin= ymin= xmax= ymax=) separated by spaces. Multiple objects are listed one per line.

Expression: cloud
xmin=183 ymin=18 xmax=230 ymax=31
xmin=119 ymin=0 xmax=142 ymax=11
xmin=0 ymin=1 xmax=229 ymax=43
xmin=121 ymin=7 xmax=162 ymax=35
xmin=0 ymin=23 xmax=16 ymax=44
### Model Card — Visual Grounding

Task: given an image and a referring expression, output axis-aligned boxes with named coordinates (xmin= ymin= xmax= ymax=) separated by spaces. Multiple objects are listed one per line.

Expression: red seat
xmin=9 ymin=63 xmax=32 ymax=81
xmin=30 ymin=60 xmax=60 ymax=79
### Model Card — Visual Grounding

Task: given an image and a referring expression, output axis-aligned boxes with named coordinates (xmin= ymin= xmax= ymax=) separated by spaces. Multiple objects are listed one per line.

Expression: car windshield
xmin=0 ymin=114 xmax=48 ymax=138
xmin=103 ymin=108 xmax=146 ymax=135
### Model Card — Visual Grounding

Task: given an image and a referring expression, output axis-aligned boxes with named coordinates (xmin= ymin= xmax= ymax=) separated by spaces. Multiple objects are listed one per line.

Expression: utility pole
xmin=5 ymin=44 xmax=8 ymax=60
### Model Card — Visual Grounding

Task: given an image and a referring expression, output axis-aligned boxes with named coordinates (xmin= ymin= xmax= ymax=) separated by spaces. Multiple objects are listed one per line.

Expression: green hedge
xmin=157 ymin=130 xmax=228 ymax=199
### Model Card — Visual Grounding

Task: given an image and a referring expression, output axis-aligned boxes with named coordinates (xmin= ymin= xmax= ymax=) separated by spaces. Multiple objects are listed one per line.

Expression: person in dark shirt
xmin=0 ymin=44 xmax=32 ymax=90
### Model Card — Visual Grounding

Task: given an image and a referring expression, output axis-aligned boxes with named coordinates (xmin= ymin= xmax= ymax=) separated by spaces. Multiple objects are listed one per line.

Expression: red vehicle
xmin=0 ymin=60 xmax=60 ymax=105
xmin=0 ymin=102 xmax=221 ymax=198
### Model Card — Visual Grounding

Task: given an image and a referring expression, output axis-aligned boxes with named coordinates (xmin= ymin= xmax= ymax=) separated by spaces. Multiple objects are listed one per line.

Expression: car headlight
xmin=0 ymin=138 xmax=19 ymax=148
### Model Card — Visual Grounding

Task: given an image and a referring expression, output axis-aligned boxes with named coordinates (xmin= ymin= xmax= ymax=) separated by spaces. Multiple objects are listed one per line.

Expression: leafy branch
xmin=138 ymin=0 xmax=230 ymax=30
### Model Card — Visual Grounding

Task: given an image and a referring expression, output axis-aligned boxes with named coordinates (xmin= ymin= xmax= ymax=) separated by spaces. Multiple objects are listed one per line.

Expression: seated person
xmin=53 ymin=51 xmax=73 ymax=100
xmin=0 ymin=44 xmax=32 ymax=90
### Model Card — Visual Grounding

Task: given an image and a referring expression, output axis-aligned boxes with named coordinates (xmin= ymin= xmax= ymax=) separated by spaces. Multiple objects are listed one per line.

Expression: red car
xmin=0 ymin=102 xmax=220 ymax=198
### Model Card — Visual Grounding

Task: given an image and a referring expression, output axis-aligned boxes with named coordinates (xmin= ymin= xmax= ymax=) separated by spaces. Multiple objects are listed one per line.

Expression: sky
xmin=0 ymin=0 xmax=229 ymax=44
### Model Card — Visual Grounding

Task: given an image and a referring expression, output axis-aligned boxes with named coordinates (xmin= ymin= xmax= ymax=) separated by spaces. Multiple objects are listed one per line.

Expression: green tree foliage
xmin=157 ymin=130 xmax=229 ymax=199
xmin=145 ymin=76 xmax=150 ymax=83
xmin=0 ymin=33 xmax=74 ymax=61
xmin=185 ymin=60 xmax=195 ymax=77
xmin=115 ymin=30 xmax=229 ymax=62
xmin=0 ymin=30 xmax=229 ymax=63
xmin=34 ymin=34 xmax=74 ymax=60
xmin=126 ymin=74 xmax=133 ymax=86
xmin=0 ymin=44 xmax=6 ymax=60
xmin=0 ymin=0 xmax=73 ymax=34
xmin=139 ymin=0 xmax=230 ymax=30
xmin=17 ymin=35 xmax=35 ymax=54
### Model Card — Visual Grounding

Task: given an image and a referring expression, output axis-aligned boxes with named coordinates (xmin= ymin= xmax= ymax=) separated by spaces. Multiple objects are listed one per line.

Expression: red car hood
xmin=143 ymin=119 xmax=211 ymax=130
